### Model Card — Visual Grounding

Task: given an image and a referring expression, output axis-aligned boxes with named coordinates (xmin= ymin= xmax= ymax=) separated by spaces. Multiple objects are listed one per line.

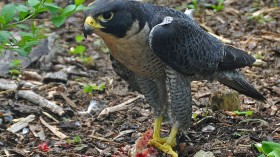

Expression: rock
xmin=42 ymin=70 xmax=68 ymax=84
xmin=0 ymin=39 xmax=49 ymax=77
xmin=194 ymin=150 xmax=215 ymax=157
xmin=210 ymin=91 xmax=240 ymax=111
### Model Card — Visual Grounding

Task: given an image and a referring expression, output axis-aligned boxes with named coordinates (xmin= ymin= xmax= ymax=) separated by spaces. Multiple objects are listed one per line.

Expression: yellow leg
xmin=148 ymin=117 xmax=179 ymax=157
xmin=148 ymin=116 xmax=167 ymax=144
xmin=152 ymin=126 xmax=178 ymax=157
xmin=165 ymin=126 xmax=178 ymax=147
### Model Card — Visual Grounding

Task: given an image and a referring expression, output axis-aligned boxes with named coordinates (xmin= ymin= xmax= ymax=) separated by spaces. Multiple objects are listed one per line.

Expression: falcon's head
xmin=83 ymin=0 xmax=145 ymax=39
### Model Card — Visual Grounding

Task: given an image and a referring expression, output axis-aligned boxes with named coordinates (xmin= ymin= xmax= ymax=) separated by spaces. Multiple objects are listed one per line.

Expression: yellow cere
xmin=85 ymin=16 xmax=104 ymax=29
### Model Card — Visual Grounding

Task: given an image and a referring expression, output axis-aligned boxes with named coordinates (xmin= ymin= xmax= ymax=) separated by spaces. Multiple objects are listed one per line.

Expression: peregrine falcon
xmin=83 ymin=0 xmax=266 ymax=156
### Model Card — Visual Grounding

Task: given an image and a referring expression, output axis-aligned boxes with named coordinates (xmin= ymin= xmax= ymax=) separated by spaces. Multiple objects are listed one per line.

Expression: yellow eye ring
xmin=99 ymin=12 xmax=113 ymax=22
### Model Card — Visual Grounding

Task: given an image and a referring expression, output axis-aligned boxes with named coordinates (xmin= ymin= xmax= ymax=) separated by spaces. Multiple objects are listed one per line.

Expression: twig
xmin=89 ymin=135 xmax=117 ymax=145
xmin=17 ymin=90 xmax=64 ymax=115
xmin=4 ymin=149 xmax=10 ymax=157
xmin=239 ymin=119 xmax=268 ymax=126
xmin=42 ymin=111 xmax=59 ymax=122
xmin=113 ymin=129 xmax=135 ymax=141
xmin=39 ymin=116 xmax=68 ymax=139
xmin=59 ymin=92 xmax=77 ymax=109
xmin=98 ymin=95 xmax=144 ymax=118
xmin=194 ymin=116 xmax=217 ymax=127
xmin=236 ymin=129 xmax=255 ymax=132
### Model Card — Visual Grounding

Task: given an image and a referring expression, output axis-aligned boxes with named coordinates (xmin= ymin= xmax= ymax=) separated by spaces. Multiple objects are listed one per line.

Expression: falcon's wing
xmin=149 ymin=16 xmax=255 ymax=75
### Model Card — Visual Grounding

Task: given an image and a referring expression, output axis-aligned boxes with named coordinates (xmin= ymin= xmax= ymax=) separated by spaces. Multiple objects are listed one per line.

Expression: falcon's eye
xmin=99 ymin=12 xmax=113 ymax=22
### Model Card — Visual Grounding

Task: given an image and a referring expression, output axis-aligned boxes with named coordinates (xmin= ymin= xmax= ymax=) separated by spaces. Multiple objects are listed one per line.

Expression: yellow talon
xmin=162 ymin=143 xmax=178 ymax=157
xmin=148 ymin=117 xmax=179 ymax=157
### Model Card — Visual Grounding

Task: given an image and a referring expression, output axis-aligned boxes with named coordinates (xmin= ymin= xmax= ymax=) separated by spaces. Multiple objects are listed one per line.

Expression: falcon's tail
xmin=216 ymin=70 xmax=266 ymax=102
xmin=219 ymin=45 xmax=256 ymax=70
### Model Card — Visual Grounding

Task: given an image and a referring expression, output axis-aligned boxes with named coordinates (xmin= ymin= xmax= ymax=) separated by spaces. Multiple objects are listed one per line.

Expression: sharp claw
xmin=149 ymin=139 xmax=178 ymax=157
xmin=149 ymin=123 xmax=179 ymax=157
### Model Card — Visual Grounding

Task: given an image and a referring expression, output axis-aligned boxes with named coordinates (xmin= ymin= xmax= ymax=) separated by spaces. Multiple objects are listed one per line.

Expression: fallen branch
xmin=98 ymin=95 xmax=144 ymax=118
xmin=17 ymin=90 xmax=64 ymax=115
xmin=39 ymin=116 xmax=68 ymax=139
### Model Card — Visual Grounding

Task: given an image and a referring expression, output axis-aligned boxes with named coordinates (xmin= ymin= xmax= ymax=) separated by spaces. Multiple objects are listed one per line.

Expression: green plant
xmin=70 ymin=35 xmax=93 ymax=65
xmin=254 ymin=141 xmax=280 ymax=157
xmin=83 ymin=83 xmax=106 ymax=94
xmin=203 ymin=0 xmax=224 ymax=12
xmin=8 ymin=59 xmax=21 ymax=77
xmin=187 ymin=0 xmax=199 ymax=11
xmin=234 ymin=110 xmax=253 ymax=116
xmin=0 ymin=0 xmax=87 ymax=56
xmin=67 ymin=135 xmax=82 ymax=144
xmin=186 ymin=0 xmax=224 ymax=12
xmin=192 ymin=113 xmax=198 ymax=121
xmin=247 ymin=14 xmax=275 ymax=24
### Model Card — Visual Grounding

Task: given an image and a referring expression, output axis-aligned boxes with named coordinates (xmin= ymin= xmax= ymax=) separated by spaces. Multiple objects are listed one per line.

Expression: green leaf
xmin=31 ymin=22 xmax=36 ymax=35
xmin=16 ymin=24 xmax=30 ymax=30
xmin=14 ymin=48 xmax=28 ymax=56
xmin=36 ymin=7 xmax=48 ymax=13
xmin=192 ymin=113 xmax=198 ymax=120
xmin=73 ymin=136 xmax=81 ymax=143
xmin=262 ymin=141 xmax=280 ymax=155
xmin=0 ymin=16 xmax=6 ymax=25
xmin=43 ymin=2 xmax=62 ymax=14
xmin=83 ymin=85 xmax=93 ymax=93
xmin=51 ymin=15 xmax=66 ymax=27
xmin=203 ymin=3 xmax=213 ymax=7
xmin=74 ymin=0 xmax=85 ymax=6
xmin=19 ymin=11 xmax=30 ymax=20
xmin=91 ymin=83 xmax=106 ymax=91
xmin=255 ymin=143 xmax=263 ymax=153
xmin=267 ymin=148 xmax=280 ymax=157
xmin=75 ymin=4 xmax=88 ymax=11
xmin=16 ymin=4 xmax=29 ymax=12
xmin=234 ymin=110 xmax=253 ymax=116
xmin=80 ymin=57 xmax=93 ymax=64
xmin=8 ymin=69 xmax=21 ymax=76
xmin=20 ymin=32 xmax=34 ymax=38
xmin=0 ymin=3 xmax=17 ymax=22
xmin=62 ymin=4 xmax=76 ymax=16
xmin=20 ymin=36 xmax=33 ymax=43
xmin=22 ymin=41 xmax=40 ymax=51
xmin=9 ymin=59 xmax=21 ymax=68
xmin=75 ymin=35 xmax=84 ymax=42
xmin=215 ymin=5 xmax=224 ymax=12
xmin=70 ymin=45 xmax=86 ymax=55
xmin=17 ymin=4 xmax=30 ymax=19
xmin=98 ymin=83 xmax=106 ymax=91
xmin=27 ymin=0 xmax=40 ymax=7
xmin=0 ymin=31 xmax=11 ymax=42
xmin=187 ymin=4 xmax=195 ymax=9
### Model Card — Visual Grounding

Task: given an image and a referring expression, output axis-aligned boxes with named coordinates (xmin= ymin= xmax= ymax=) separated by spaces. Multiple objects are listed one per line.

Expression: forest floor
xmin=0 ymin=0 xmax=279 ymax=157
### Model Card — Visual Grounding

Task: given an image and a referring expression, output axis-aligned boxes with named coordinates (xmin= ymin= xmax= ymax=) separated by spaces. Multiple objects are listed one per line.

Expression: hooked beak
xmin=83 ymin=16 xmax=104 ymax=39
